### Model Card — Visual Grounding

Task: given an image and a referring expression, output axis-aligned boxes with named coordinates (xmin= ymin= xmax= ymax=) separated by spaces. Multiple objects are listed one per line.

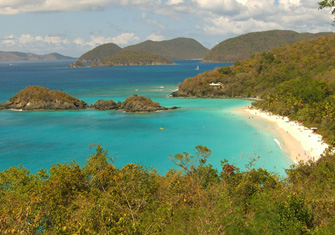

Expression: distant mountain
xmin=0 ymin=51 xmax=76 ymax=61
xmin=123 ymin=37 xmax=209 ymax=60
xmin=203 ymin=30 xmax=334 ymax=63
xmin=78 ymin=43 xmax=122 ymax=63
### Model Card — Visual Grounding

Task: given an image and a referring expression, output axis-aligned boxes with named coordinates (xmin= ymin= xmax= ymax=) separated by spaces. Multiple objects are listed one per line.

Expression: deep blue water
xmin=0 ymin=60 xmax=294 ymax=175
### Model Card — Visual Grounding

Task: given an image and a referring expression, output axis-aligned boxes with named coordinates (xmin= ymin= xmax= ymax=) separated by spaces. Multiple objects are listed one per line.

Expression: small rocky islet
xmin=0 ymin=86 xmax=178 ymax=113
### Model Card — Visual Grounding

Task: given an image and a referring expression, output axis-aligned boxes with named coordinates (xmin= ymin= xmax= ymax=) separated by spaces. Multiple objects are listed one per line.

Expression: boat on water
xmin=195 ymin=65 xmax=199 ymax=70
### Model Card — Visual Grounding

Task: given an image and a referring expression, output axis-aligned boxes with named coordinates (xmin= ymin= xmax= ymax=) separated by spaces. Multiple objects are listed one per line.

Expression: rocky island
xmin=0 ymin=86 xmax=88 ymax=110
xmin=93 ymin=95 xmax=178 ymax=113
xmin=0 ymin=86 xmax=177 ymax=113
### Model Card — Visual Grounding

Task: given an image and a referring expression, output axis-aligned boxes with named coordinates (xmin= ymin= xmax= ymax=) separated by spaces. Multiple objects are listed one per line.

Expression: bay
xmin=0 ymin=60 xmax=294 ymax=175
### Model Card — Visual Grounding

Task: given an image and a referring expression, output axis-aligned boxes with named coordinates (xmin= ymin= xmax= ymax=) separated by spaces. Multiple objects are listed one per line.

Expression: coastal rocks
xmin=92 ymin=99 xmax=119 ymax=110
xmin=0 ymin=86 xmax=88 ymax=110
xmin=119 ymin=95 xmax=177 ymax=113
xmin=92 ymin=95 xmax=178 ymax=113
xmin=69 ymin=60 xmax=84 ymax=68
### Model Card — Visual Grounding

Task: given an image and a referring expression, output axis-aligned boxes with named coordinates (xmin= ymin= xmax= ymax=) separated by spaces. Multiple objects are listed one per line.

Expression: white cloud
xmin=110 ymin=33 xmax=140 ymax=45
xmin=147 ymin=33 xmax=165 ymax=41
xmin=0 ymin=0 xmax=160 ymax=14
xmin=236 ymin=0 xmax=247 ymax=5
xmin=73 ymin=38 xmax=86 ymax=46
xmin=2 ymin=35 xmax=16 ymax=46
xmin=199 ymin=0 xmax=332 ymax=38
xmin=19 ymin=34 xmax=35 ymax=44
xmin=0 ymin=0 xmax=333 ymax=54
xmin=142 ymin=13 xmax=166 ymax=30
xmin=71 ymin=33 xmax=140 ymax=47
xmin=193 ymin=0 xmax=242 ymax=15
xmin=166 ymin=0 xmax=184 ymax=5
xmin=86 ymin=35 xmax=113 ymax=47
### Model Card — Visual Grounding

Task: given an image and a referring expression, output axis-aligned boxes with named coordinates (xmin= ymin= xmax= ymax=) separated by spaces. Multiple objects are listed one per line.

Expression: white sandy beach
xmin=237 ymin=106 xmax=329 ymax=163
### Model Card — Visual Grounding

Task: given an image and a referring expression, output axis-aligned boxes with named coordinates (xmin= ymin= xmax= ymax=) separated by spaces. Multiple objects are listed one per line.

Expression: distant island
xmin=97 ymin=50 xmax=174 ymax=66
xmin=70 ymin=37 xmax=209 ymax=67
xmin=0 ymin=86 xmax=178 ymax=113
xmin=78 ymin=43 xmax=122 ymax=63
xmin=202 ymin=30 xmax=334 ymax=63
xmin=123 ymin=37 xmax=209 ymax=60
xmin=0 ymin=51 xmax=76 ymax=61
xmin=70 ymin=50 xmax=174 ymax=67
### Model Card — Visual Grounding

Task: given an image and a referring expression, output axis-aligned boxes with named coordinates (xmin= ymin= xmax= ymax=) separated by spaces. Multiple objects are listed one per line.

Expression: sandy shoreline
xmin=235 ymin=106 xmax=328 ymax=163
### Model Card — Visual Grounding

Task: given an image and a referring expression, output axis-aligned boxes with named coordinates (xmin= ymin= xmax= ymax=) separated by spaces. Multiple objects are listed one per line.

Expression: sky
xmin=0 ymin=0 xmax=333 ymax=57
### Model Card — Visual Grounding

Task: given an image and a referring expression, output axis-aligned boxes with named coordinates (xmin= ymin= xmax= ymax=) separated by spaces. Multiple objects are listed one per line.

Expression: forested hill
xmin=97 ymin=50 xmax=173 ymax=66
xmin=78 ymin=43 xmax=122 ymax=63
xmin=124 ymin=37 xmax=209 ymax=60
xmin=173 ymin=34 xmax=335 ymax=142
xmin=202 ymin=30 xmax=333 ymax=63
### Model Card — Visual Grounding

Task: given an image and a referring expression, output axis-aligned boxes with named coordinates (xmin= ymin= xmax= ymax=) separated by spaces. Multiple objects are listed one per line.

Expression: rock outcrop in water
xmin=0 ymin=86 xmax=178 ymax=113
xmin=92 ymin=99 xmax=119 ymax=110
xmin=92 ymin=95 xmax=178 ymax=113
xmin=0 ymin=86 xmax=88 ymax=110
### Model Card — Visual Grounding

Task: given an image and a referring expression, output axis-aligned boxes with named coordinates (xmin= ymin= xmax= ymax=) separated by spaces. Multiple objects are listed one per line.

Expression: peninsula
xmin=172 ymin=34 xmax=335 ymax=160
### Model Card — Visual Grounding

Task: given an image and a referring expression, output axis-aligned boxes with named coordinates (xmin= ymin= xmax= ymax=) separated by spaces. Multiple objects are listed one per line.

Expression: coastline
xmin=235 ymin=106 xmax=328 ymax=163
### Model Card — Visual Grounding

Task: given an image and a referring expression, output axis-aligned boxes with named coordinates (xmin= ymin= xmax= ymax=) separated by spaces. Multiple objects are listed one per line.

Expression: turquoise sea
xmin=0 ymin=60 xmax=294 ymax=175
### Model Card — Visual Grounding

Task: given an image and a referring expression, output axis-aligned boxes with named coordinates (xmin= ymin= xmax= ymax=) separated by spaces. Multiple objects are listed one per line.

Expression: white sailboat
xmin=195 ymin=65 xmax=199 ymax=70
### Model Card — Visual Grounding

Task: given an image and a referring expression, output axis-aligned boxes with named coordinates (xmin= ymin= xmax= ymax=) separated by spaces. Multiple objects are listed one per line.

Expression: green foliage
xmin=276 ymin=193 xmax=314 ymax=233
xmin=1 ymin=145 xmax=335 ymax=233
xmin=5 ymin=85 xmax=88 ymax=110
xmin=124 ymin=37 xmax=209 ymax=60
xmin=318 ymin=1 xmax=335 ymax=21
xmin=98 ymin=50 xmax=173 ymax=66
xmin=79 ymin=43 xmax=122 ymax=62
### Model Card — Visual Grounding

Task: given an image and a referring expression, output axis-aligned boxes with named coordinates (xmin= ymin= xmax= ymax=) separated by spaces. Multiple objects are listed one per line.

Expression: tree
xmin=169 ymin=145 xmax=212 ymax=174
xmin=318 ymin=0 xmax=335 ymax=21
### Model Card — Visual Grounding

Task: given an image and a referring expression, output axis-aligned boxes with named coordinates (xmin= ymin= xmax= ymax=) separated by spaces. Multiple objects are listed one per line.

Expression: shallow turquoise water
xmin=0 ymin=60 xmax=294 ymax=175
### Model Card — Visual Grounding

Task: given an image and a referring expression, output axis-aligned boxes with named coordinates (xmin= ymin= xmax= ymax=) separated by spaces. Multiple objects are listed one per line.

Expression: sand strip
xmin=235 ymin=106 xmax=328 ymax=163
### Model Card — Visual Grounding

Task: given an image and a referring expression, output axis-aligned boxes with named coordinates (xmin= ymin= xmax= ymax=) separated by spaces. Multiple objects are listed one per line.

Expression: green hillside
xmin=174 ymin=34 xmax=335 ymax=142
xmin=124 ymin=37 xmax=209 ymax=60
xmin=79 ymin=43 xmax=122 ymax=62
xmin=98 ymin=50 xmax=173 ymax=66
xmin=203 ymin=30 xmax=333 ymax=62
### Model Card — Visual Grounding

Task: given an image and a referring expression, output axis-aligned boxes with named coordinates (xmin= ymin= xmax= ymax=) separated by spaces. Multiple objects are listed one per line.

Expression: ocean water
xmin=0 ymin=60 xmax=294 ymax=175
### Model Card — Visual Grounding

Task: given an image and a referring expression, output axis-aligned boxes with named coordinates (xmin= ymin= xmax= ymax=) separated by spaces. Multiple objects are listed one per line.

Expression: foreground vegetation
xmin=175 ymin=34 xmax=335 ymax=143
xmin=1 ymin=145 xmax=335 ymax=234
